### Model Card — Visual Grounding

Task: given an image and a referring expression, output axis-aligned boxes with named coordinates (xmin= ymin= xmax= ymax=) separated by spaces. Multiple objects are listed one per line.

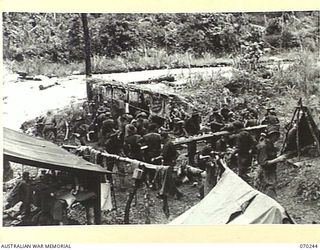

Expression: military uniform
xmin=256 ymin=138 xmax=278 ymax=199
xmin=184 ymin=114 xmax=201 ymax=166
xmin=159 ymin=136 xmax=182 ymax=199
xmin=42 ymin=114 xmax=57 ymax=140
xmin=123 ymin=125 xmax=143 ymax=161
xmin=235 ymin=130 xmax=256 ymax=183
xmin=142 ymin=130 xmax=161 ymax=185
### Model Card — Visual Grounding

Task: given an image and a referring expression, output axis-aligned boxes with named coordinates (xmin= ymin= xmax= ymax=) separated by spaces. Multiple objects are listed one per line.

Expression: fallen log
xmin=39 ymin=82 xmax=60 ymax=90
xmin=18 ymin=72 xmax=42 ymax=81
xmin=130 ymin=75 xmax=175 ymax=85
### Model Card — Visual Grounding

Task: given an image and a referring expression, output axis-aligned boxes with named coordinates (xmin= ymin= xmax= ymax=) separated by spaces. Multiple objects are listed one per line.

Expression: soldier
xmin=261 ymin=108 xmax=280 ymax=132
xmin=89 ymin=106 xmax=109 ymax=141
xmin=255 ymin=128 xmax=287 ymax=199
xmin=72 ymin=113 xmax=89 ymax=145
xmin=98 ymin=112 xmax=114 ymax=146
xmin=215 ymin=135 xmax=229 ymax=152
xmin=142 ymin=123 xmax=162 ymax=188
xmin=135 ymin=112 xmax=149 ymax=136
xmin=17 ymin=172 xmax=33 ymax=223
xmin=208 ymin=109 xmax=225 ymax=133
xmin=101 ymin=119 xmax=121 ymax=156
xmin=3 ymin=160 xmax=13 ymax=183
xmin=42 ymin=110 xmax=57 ymax=140
xmin=172 ymin=118 xmax=185 ymax=136
xmin=159 ymin=132 xmax=183 ymax=200
xmin=168 ymin=106 xmax=181 ymax=130
xmin=220 ymin=103 xmax=231 ymax=122
xmin=123 ymin=124 xmax=143 ymax=160
xmin=183 ymin=111 xmax=201 ymax=166
xmin=117 ymin=113 xmax=133 ymax=143
xmin=197 ymin=145 xmax=218 ymax=198
xmin=231 ymin=120 xmax=257 ymax=184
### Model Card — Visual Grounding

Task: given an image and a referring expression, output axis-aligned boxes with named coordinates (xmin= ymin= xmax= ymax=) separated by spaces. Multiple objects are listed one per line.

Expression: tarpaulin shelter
xmin=170 ymin=167 xmax=294 ymax=224
xmin=3 ymin=127 xmax=112 ymax=224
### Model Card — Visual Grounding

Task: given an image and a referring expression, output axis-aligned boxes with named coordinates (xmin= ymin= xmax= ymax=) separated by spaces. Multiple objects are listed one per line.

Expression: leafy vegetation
xmin=3 ymin=12 xmax=319 ymax=64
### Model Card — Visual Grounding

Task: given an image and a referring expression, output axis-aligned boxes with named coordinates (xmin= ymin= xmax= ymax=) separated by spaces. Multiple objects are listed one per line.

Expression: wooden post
xmin=204 ymin=160 xmax=217 ymax=196
xmin=143 ymin=187 xmax=151 ymax=224
xmin=93 ymin=174 xmax=101 ymax=225
xmin=80 ymin=13 xmax=92 ymax=101
xmin=124 ymin=179 xmax=140 ymax=224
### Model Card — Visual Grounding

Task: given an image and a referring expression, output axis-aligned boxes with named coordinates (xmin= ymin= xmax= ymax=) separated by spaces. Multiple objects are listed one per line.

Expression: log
xmin=173 ymin=125 xmax=267 ymax=145
xmin=39 ymin=82 xmax=60 ymax=90
xmin=61 ymin=144 xmax=170 ymax=171
xmin=100 ymin=152 xmax=170 ymax=171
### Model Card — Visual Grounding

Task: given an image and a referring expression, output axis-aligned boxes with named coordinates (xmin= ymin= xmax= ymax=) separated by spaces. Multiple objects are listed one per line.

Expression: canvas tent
xmin=170 ymin=167 xmax=294 ymax=224
xmin=3 ymin=127 xmax=112 ymax=224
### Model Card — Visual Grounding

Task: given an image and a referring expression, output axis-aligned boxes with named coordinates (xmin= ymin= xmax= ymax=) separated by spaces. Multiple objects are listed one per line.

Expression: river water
xmin=2 ymin=66 xmax=233 ymax=130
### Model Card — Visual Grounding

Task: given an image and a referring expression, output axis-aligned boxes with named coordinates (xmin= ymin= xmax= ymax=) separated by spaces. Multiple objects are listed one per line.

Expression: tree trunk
xmin=80 ymin=13 xmax=92 ymax=100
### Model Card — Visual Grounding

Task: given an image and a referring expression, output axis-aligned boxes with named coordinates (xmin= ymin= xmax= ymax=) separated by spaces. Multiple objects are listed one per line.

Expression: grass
xmin=4 ymin=49 xmax=232 ymax=77
xmin=5 ymin=57 xmax=85 ymax=77
xmin=270 ymin=50 xmax=320 ymax=103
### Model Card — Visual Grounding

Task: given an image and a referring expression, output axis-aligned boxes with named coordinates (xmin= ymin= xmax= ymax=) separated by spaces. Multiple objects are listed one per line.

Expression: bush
xmin=296 ymin=165 xmax=320 ymax=201
xmin=271 ymin=51 xmax=320 ymax=96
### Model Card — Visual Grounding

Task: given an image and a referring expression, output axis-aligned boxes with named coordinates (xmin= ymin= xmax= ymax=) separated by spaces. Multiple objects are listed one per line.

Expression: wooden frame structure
xmin=281 ymin=98 xmax=320 ymax=159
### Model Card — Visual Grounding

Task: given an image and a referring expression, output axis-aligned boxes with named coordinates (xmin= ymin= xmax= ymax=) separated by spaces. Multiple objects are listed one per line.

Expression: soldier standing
xmin=42 ymin=110 xmax=57 ymax=140
xmin=183 ymin=112 xmax=201 ymax=166
xmin=142 ymin=123 xmax=161 ymax=188
xmin=123 ymin=124 xmax=143 ymax=160
xmin=159 ymin=132 xmax=183 ymax=199
xmin=255 ymin=128 xmax=287 ymax=199
xmin=231 ymin=121 xmax=257 ymax=184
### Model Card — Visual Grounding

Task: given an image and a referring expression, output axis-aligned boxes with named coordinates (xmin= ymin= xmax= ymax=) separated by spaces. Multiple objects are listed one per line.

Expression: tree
xmin=81 ymin=13 xmax=92 ymax=100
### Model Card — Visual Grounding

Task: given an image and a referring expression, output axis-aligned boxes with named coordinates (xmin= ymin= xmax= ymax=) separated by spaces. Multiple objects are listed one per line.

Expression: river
xmin=2 ymin=66 xmax=233 ymax=130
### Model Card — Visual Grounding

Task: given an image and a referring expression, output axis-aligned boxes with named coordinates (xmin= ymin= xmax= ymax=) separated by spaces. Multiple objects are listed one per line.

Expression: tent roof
xmin=170 ymin=167 xmax=293 ymax=225
xmin=3 ymin=127 xmax=109 ymax=174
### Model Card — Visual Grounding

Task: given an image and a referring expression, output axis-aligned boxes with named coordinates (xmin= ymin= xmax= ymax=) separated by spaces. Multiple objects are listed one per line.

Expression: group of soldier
xmin=198 ymin=104 xmax=286 ymax=199
xmin=69 ymin=99 xmax=286 ymax=201
xmin=32 ymin=97 xmax=288 ymax=202
xmin=5 ymin=97 xmax=291 ymax=227
xmin=81 ymin=102 xmax=184 ymax=199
